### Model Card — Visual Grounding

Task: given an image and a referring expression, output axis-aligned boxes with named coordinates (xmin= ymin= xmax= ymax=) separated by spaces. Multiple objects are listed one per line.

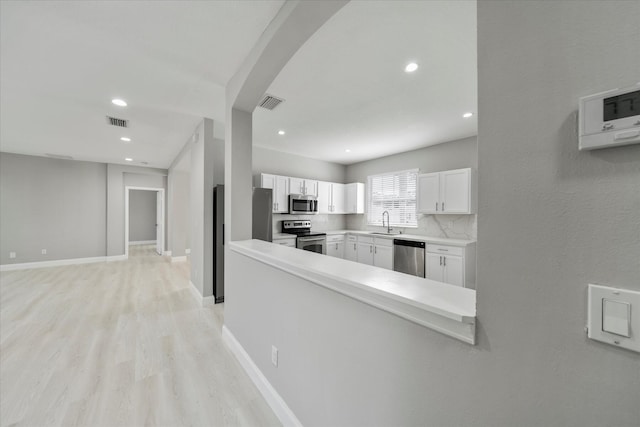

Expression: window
xmin=367 ymin=169 xmax=418 ymax=227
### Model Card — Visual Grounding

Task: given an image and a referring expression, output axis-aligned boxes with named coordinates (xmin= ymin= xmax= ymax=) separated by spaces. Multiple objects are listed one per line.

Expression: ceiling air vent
xmin=258 ymin=94 xmax=284 ymax=110
xmin=106 ymin=116 xmax=129 ymax=128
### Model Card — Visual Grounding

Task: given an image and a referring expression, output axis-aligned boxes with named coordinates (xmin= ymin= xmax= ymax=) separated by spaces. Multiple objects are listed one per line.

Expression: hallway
xmin=0 ymin=247 xmax=280 ymax=426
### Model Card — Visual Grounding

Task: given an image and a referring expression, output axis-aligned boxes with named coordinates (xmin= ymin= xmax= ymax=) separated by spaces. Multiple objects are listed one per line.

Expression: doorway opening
xmin=125 ymin=186 xmax=165 ymax=257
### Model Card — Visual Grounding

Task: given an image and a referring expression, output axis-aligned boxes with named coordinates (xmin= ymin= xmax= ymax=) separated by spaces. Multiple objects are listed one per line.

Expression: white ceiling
xmin=253 ymin=0 xmax=477 ymax=165
xmin=0 ymin=0 xmax=284 ymax=168
xmin=1 ymin=0 xmax=477 ymax=169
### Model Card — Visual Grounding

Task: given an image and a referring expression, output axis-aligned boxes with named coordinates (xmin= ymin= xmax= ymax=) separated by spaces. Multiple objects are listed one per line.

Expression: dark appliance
xmin=212 ymin=186 xmax=273 ymax=303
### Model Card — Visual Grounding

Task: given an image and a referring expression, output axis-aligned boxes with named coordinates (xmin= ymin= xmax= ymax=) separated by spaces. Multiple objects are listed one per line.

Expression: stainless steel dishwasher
xmin=393 ymin=239 xmax=426 ymax=278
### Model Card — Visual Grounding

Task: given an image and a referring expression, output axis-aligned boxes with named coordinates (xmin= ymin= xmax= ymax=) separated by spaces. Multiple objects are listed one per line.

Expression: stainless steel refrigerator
xmin=212 ymin=186 xmax=272 ymax=303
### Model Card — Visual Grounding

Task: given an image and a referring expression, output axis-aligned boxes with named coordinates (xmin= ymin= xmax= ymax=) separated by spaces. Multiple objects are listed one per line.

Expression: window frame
xmin=366 ymin=168 xmax=419 ymax=228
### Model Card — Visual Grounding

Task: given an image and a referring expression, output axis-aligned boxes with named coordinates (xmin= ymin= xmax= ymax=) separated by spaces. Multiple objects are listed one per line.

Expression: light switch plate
xmin=588 ymin=284 xmax=640 ymax=353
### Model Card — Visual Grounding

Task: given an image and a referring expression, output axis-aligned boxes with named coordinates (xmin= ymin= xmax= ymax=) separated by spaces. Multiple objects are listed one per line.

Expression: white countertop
xmin=324 ymin=229 xmax=475 ymax=247
xmin=230 ymin=239 xmax=477 ymax=344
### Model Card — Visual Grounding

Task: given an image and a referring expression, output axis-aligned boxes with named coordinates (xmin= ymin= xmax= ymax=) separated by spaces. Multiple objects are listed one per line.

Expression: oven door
xmin=289 ymin=195 xmax=318 ymax=215
xmin=296 ymin=236 xmax=326 ymax=255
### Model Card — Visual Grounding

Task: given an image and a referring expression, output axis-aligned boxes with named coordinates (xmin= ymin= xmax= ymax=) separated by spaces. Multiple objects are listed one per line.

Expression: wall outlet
xmin=9 ymin=252 xmax=16 ymax=259
xmin=41 ymin=249 xmax=47 ymax=255
xmin=271 ymin=345 xmax=278 ymax=367
xmin=185 ymin=248 xmax=191 ymax=254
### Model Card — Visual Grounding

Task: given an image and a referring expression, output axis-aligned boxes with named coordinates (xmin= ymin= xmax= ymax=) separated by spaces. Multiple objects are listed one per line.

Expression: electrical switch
xmin=602 ymin=299 xmax=631 ymax=337
xmin=588 ymin=284 xmax=640 ymax=353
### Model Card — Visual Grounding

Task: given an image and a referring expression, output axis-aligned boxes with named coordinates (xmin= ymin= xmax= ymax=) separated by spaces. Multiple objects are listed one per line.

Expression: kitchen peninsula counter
xmin=229 ymin=239 xmax=476 ymax=344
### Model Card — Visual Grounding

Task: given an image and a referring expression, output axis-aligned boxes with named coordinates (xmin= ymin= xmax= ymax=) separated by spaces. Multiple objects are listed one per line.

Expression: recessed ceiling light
xmin=405 ymin=63 xmax=418 ymax=73
xmin=125 ymin=158 xmax=133 ymax=162
xmin=120 ymin=137 xmax=131 ymax=142
xmin=278 ymin=130 xmax=285 ymax=135
xmin=345 ymin=149 xmax=351 ymax=153
xmin=463 ymin=112 xmax=474 ymax=118
xmin=112 ymin=98 xmax=127 ymax=107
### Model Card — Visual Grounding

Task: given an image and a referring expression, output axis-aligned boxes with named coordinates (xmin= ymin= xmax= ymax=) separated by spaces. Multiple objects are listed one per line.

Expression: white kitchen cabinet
xmin=345 ymin=183 xmax=365 ymax=214
xmin=345 ymin=235 xmax=358 ymax=261
xmin=273 ymin=236 xmax=296 ymax=248
xmin=290 ymin=177 xmax=318 ymax=197
xmin=418 ymin=168 xmax=476 ymax=214
xmin=373 ymin=238 xmax=393 ymax=270
xmin=425 ymin=243 xmax=475 ymax=288
xmin=332 ymin=183 xmax=345 ymax=213
xmin=326 ymin=235 xmax=344 ymax=258
xmin=426 ymin=253 xmax=445 ymax=282
xmin=318 ymin=182 xmax=346 ymax=214
xmin=261 ymin=173 xmax=290 ymax=213
xmin=356 ymin=235 xmax=393 ymax=270
xmin=357 ymin=236 xmax=375 ymax=265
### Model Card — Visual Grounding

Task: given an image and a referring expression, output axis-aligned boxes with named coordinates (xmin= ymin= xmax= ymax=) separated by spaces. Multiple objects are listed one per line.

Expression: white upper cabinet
xmin=417 ymin=173 xmax=440 ymax=213
xmin=332 ymin=183 xmax=345 ymax=213
xmin=290 ymin=177 xmax=318 ymax=197
xmin=261 ymin=173 xmax=289 ymax=213
xmin=317 ymin=181 xmax=332 ymax=214
xmin=317 ymin=182 xmax=346 ymax=214
xmin=418 ymin=168 xmax=476 ymax=214
xmin=345 ymin=182 xmax=365 ymax=214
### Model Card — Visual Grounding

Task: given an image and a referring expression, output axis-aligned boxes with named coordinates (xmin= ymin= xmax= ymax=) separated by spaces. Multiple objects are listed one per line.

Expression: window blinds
xmin=367 ymin=169 xmax=418 ymax=227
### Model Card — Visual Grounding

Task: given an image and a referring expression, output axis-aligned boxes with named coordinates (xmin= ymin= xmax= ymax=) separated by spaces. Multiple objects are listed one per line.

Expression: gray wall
xmin=345 ymin=136 xmax=478 ymax=238
xmin=128 ymin=190 xmax=157 ymax=242
xmin=345 ymin=136 xmax=477 ymax=183
xmin=475 ymin=0 xmax=640 ymax=424
xmin=167 ymin=170 xmax=190 ymax=257
xmin=253 ymin=146 xmax=346 ymax=183
xmin=0 ymin=153 xmax=107 ymax=264
xmin=225 ymin=2 xmax=640 ymax=426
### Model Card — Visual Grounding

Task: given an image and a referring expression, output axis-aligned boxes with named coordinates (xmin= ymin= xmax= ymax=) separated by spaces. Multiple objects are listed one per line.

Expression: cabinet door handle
xmin=354 ymin=243 xmax=356 ymax=250
xmin=370 ymin=246 xmax=372 ymax=253
xmin=442 ymin=202 xmax=445 ymax=211
xmin=443 ymin=256 xmax=446 ymax=266
xmin=375 ymin=247 xmax=377 ymax=254
xmin=440 ymin=256 xmax=442 ymax=266
xmin=435 ymin=202 xmax=438 ymax=211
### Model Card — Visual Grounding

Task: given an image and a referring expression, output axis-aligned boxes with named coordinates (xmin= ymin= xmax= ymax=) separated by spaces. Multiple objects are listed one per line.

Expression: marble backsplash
xmin=345 ymin=213 xmax=477 ymax=240
xmin=272 ymin=213 xmax=347 ymax=234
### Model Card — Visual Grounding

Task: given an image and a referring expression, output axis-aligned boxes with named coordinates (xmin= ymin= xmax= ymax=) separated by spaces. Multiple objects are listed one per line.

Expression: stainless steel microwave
xmin=289 ymin=194 xmax=318 ymax=215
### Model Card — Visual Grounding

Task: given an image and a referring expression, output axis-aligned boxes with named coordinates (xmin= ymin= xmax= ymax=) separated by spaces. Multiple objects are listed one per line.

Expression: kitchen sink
xmin=371 ymin=232 xmax=401 ymax=236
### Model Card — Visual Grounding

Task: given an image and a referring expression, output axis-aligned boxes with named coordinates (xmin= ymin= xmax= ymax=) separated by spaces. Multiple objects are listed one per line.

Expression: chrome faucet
xmin=382 ymin=210 xmax=392 ymax=234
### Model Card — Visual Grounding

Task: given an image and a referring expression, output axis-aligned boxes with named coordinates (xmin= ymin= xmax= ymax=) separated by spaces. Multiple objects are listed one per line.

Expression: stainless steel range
xmin=281 ymin=220 xmax=326 ymax=255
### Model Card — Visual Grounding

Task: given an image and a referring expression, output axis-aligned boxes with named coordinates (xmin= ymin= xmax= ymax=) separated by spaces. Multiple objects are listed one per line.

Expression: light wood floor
xmin=0 ymin=245 xmax=281 ymax=427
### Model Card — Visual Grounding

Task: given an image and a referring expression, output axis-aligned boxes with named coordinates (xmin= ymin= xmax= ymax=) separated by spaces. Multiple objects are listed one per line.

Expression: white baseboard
xmin=171 ymin=256 xmax=187 ymax=263
xmin=188 ymin=280 xmax=203 ymax=303
xmin=222 ymin=326 xmax=302 ymax=427
xmin=129 ymin=240 xmax=156 ymax=246
xmin=0 ymin=255 xmax=126 ymax=272
xmin=188 ymin=281 xmax=217 ymax=307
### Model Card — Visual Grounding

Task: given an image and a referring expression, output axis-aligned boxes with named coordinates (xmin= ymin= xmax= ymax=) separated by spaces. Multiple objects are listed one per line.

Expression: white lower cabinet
xmin=326 ymin=235 xmax=344 ymax=258
xmin=345 ymin=235 xmax=358 ymax=261
xmin=356 ymin=235 xmax=393 ymax=270
xmin=357 ymin=237 xmax=374 ymax=265
xmin=425 ymin=243 xmax=475 ymax=288
xmin=373 ymin=238 xmax=393 ymax=270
